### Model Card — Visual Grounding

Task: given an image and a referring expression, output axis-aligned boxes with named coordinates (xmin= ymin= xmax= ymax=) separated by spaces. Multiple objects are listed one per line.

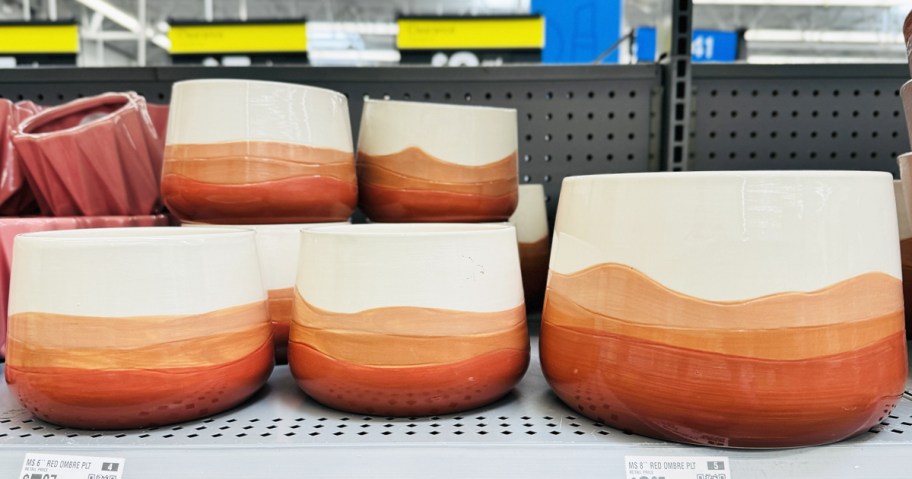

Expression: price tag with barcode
xmin=19 ymin=453 xmax=125 ymax=479
xmin=625 ymin=455 xmax=731 ymax=479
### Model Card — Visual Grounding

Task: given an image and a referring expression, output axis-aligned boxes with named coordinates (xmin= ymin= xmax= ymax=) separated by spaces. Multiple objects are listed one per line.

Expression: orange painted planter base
xmin=289 ymin=341 xmax=529 ymax=417
xmin=5 ymin=338 xmax=275 ymax=430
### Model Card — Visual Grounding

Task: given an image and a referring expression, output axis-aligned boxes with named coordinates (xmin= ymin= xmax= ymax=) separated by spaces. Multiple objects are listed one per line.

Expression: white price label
xmin=19 ymin=453 xmax=125 ymax=479
xmin=625 ymin=456 xmax=731 ymax=479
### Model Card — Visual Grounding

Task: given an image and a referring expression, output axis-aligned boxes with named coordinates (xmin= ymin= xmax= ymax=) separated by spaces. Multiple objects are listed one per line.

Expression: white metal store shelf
xmin=1 ymin=335 xmax=910 ymax=478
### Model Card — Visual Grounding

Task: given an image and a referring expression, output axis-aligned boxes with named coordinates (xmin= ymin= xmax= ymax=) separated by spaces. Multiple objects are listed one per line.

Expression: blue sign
xmin=532 ymin=0 xmax=622 ymax=64
xmin=634 ymin=26 xmax=739 ymax=63
xmin=692 ymin=29 xmax=738 ymax=62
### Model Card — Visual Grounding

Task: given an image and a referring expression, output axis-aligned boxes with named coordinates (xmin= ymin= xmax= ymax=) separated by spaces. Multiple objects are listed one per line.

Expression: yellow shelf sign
xmin=0 ymin=22 xmax=78 ymax=54
xmin=397 ymin=16 xmax=544 ymax=50
xmin=168 ymin=20 xmax=307 ymax=55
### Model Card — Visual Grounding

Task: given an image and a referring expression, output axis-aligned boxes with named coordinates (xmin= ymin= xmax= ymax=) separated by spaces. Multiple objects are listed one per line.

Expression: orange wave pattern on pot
xmin=357 ymin=147 xmax=518 ymax=222
xmin=901 ymin=237 xmax=912 ymax=338
xmin=289 ymin=293 xmax=529 ymax=415
xmin=5 ymin=301 xmax=274 ymax=429
xmin=518 ymin=237 xmax=550 ymax=309
xmin=162 ymin=141 xmax=356 ymax=224
xmin=268 ymin=287 xmax=294 ymax=364
xmin=541 ymin=263 xmax=908 ymax=448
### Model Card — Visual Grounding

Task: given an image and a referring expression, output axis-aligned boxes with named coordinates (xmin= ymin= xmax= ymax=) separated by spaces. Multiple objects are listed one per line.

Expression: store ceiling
xmin=0 ymin=0 xmax=908 ymax=64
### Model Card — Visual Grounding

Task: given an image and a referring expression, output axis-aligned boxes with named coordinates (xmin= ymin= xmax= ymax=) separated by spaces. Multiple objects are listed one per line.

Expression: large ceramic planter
xmin=4 ymin=227 xmax=273 ymax=429
xmin=541 ymin=171 xmax=907 ymax=448
xmin=289 ymin=223 xmax=529 ymax=416
xmin=0 ymin=214 xmax=172 ymax=360
xmin=162 ymin=79 xmax=357 ymax=224
xmin=357 ymin=100 xmax=518 ymax=222
xmin=508 ymin=184 xmax=550 ymax=310
xmin=12 ymin=92 xmax=162 ymax=217
xmin=184 ymin=221 xmax=348 ymax=364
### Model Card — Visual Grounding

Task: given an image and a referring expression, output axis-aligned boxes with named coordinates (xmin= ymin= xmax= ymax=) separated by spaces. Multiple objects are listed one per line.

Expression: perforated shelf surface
xmin=1 ymin=335 xmax=911 ymax=478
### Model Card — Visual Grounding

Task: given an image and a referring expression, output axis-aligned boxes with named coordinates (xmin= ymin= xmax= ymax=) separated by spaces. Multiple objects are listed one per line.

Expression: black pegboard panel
xmin=0 ymin=65 xmax=662 ymax=224
xmin=691 ymin=64 xmax=910 ymax=176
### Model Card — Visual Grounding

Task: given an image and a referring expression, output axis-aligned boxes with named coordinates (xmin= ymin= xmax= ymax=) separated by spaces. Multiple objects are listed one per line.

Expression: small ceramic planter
xmin=357 ymin=100 xmax=518 ymax=222
xmin=0 ymin=214 xmax=172 ymax=360
xmin=895 ymin=178 xmax=912 ymax=338
xmin=184 ymin=221 xmax=348 ymax=364
xmin=162 ymin=79 xmax=357 ymax=224
xmin=0 ymin=100 xmax=41 ymax=215
xmin=4 ymin=227 xmax=273 ymax=429
xmin=145 ymin=102 xmax=169 ymax=149
xmin=507 ymin=184 xmax=550 ymax=310
xmin=12 ymin=92 xmax=163 ymax=217
xmin=289 ymin=223 xmax=529 ymax=416
xmin=541 ymin=171 xmax=906 ymax=448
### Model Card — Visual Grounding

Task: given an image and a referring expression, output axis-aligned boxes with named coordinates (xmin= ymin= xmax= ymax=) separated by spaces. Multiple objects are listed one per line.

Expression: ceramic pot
xmin=541 ymin=171 xmax=907 ymax=448
xmin=4 ymin=227 xmax=274 ymax=429
xmin=901 ymin=81 xmax=912 ymax=150
xmin=146 ymin=102 xmax=169 ymax=149
xmin=508 ymin=184 xmax=550 ymax=310
xmin=896 ymin=176 xmax=912 ymax=339
xmin=12 ymin=92 xmax=163 ymax=217
xmin=162 ymin=79 xmax=357 ymax=224
xmin=0 ymin=100 xmax=41 ymax=215
xmin=357 ymin=100 xmax=518 ymax=222
xmin=0 ymin=214 xmax=172 ymax=360
xmin=289 ymin=223 xmax=529 ymax=416
xmin=183 ymin=221 xmax=348 ymax=364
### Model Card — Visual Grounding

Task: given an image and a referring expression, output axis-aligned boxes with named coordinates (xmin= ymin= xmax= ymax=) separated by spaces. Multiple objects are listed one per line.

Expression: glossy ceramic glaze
xmin=508 ymin=184 xmax=550 ymax=310
xmin=895 ymin=180 xmax=912 ymax=339
xmin=357 ymin=100 xmax=518 ymax=222
xmin=4 ymin=227 xmax=273 ymax=429
xmin=901 ymin=82 xmax=912 ymax=149
xmin=146 ymin=102 xmax=169 ymax=149
xmin=541 ymin=171 xmax=907 ymax=448
xmin=184 ymin=221 xmax=348 ymax=364
xmin=289 ymin=223 xmax=529 ymax=416
xmin=0 ymin=100 xmax=41 ymax=215
xmin=12 ymin=93 xmax=163 ymax=217
xmin=0 ymin=215 xmax=172 ymax=360
xmin=162 ymin=80 xmax=356 ymax=224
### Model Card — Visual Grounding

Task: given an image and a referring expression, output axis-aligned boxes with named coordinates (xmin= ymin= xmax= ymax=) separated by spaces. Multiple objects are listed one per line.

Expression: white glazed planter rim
xmin=172 ymin=78 xmax=348 ymax=101
xmin=561 ymin=170 xmax=891 ymax=185
xmin=15 ymin=226 xmax=252 ymax=243
xmin=302 ymin=222 xmax=515 ymax=238
xmin=362 ymin=98 xmax=517 ymax=114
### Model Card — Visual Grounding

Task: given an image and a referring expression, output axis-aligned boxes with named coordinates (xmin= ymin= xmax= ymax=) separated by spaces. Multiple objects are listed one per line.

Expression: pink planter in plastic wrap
xmin=0 ymin=214 xmax=173 ymax=359
xmin=12 ymin=92 xmax=163 ymax=217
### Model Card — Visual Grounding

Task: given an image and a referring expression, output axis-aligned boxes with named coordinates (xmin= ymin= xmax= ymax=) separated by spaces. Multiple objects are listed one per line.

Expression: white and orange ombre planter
xmin=541 ymin=171 xmax=907 ymax=448
xmin=356 ymin=100 xmax=518 ymax=222
xmin=162 ymin=79 xmax=357 ymax=224
xmin=184 ymin=222 xmax=347 ymax=364
xmin=508 ymin=184 xmax=550 ymax=309
xmin=289 ymin=223 xmax=529 ymax=416
xmin=4 ymin=227 xmax=274 ymax=429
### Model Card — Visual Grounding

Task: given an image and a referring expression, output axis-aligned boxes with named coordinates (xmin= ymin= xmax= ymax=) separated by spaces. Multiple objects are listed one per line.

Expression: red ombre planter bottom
xmin=540 ymin=325 xmax=907 ymax=448
xmin=5 ymin=338 xmax=274 ymax=430
xmin=289 ymin=341 xmax=529 ymax=416
xmin=359 ymin=183 xmax=518 ymax=223
xmin=162 ymin=174 xmax=357 ymax=224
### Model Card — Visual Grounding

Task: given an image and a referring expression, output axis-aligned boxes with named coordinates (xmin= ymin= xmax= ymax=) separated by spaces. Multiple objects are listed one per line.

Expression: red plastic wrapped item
xmin=12 ymin=92 xmax=163 ymax=217
xmin=0 ymin=214 xmax=173 ymax=359
xmin=0 ymin=100 xmax=42 ymax=215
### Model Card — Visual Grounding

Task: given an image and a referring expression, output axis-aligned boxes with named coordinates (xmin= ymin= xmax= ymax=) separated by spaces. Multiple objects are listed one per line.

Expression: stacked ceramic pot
xmin=286 ymin=99 xmax=530 ymax=416
xmin=164 ymin=79 xmax=357 ymax=365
